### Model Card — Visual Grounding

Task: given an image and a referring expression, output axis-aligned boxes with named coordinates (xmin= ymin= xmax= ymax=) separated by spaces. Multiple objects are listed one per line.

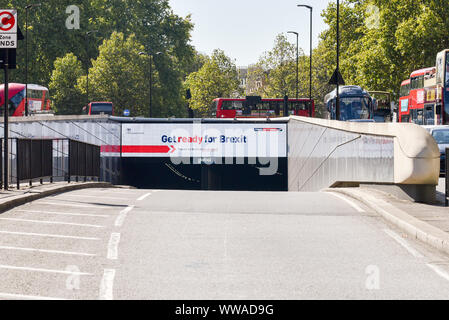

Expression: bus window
xmin=90 ymin=102 xmax=113 ymax=115
xmin=411 ymin=76 xmax=424 ymax=90
xmin=424 ymin=104 xmax=435 ymax=125
xmin=401 ymin=115 xmax=410 ymax=123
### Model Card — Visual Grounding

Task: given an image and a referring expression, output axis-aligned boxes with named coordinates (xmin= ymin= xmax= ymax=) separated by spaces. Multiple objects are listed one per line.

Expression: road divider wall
xmin=288 ymin=116 xmax=440 ymax=202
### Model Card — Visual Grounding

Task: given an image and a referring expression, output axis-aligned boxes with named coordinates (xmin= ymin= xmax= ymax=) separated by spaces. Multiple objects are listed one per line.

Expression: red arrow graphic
xmin=122 ymin=145 xmax=176 ymax=153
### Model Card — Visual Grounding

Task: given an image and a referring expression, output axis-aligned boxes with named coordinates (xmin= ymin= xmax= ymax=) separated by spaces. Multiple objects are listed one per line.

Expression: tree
xmin=77 ymin=32 xmax=152 ymax=117
xmin=247 ymin=34 xmax=304 ymax=99
xmin=185 ymin=49 xmax=242 ymax=116
xmin=49 ymin=53 xmax=84 ymax=115
xmin=5 ymin=0 xmax=195 ymax=117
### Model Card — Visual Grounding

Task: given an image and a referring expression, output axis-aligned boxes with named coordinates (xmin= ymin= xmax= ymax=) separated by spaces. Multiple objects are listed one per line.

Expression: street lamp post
xmin=25 ymin=3 xmax=41 ymax=116
xmin=85 ymin=30 xmax=98 ymax=107
xmin=287 ymin=31 xmax=299 ymax=100
xmin=297 ymin=4 xmax=313 ymax=116
xmin=336 ymin=0 xmax=340 ymax=120
xmin=139 ymin=51 xmax=161 ymax=118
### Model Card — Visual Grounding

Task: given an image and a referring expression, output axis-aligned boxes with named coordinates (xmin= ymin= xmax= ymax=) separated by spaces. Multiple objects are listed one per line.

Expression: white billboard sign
xmin=0 ymin=10 xmax=17 ymax=48
xmin=121 ymin=123 xmax=287 ymax=158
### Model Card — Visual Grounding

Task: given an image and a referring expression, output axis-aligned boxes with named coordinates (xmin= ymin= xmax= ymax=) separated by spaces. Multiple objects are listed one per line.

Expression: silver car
xmin=423 ymin=125 xmax=449 ymax=174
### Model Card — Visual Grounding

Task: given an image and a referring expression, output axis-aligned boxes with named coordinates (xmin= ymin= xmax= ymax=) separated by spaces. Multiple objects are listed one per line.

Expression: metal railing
xmin=16 ymin=139 xmax=53 ymax=189
xmin=0 ymin=138 xmax=101 ymax=189
xmin=68 ymin=140 xmax=101 ymax=183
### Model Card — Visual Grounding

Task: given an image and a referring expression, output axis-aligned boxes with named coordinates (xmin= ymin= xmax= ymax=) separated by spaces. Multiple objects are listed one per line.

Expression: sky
xmin=168 ymin=0 xmax=334 ymax=67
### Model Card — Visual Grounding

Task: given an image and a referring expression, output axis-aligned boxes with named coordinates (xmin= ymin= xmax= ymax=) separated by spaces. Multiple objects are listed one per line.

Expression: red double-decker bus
xmin=0 ymin=83 xmax=51 ymax=116
xmin=213 ymin=97 xmax=315 ymax=118
xmin=398 ymin=49 xmax=449 ymax=125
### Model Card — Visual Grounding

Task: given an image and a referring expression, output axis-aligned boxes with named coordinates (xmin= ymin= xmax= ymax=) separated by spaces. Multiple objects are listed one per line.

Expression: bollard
xmin=444 ymin=148 xmax=449 ymax=207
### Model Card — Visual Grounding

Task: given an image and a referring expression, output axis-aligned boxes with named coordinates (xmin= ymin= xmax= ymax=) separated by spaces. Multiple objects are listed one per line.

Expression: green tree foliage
xmin=4 ymin=0 xmax=195 ymax=116
xmin=185 ymin=49 xmax=242 ymax=116
xmin=49 ymin=53 xmax=84 ymax=115
xmin=247 ymin=34 xmax=302 ymax=98
xmin=316 ymin=0 xmax=449 ymax=107
xmin=76 ymin=32 xmax=152 ymax=117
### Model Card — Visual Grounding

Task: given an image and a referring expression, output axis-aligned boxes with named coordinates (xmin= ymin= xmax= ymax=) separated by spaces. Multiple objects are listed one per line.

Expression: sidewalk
xmin=328 ymin=178 xmax=449 ymax=256
xmin=0 ymin=181 xmax=114 ymax=213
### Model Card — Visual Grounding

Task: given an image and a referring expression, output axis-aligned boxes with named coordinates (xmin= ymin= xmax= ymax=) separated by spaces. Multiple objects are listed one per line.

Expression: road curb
xmin=325 ymin=187 xmax=449 ymax=257
xmin=0 ymin=182 xmax=114 ymax=214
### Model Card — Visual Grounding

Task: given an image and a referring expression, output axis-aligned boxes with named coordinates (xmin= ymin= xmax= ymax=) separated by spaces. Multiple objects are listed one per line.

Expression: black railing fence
xmin=68 ymin=140 xmax=101 ymax=182
xmin=444 ymin=148 xmax=449 ymax=207
xmin=1 ymin=138 xmax=101 ymax=189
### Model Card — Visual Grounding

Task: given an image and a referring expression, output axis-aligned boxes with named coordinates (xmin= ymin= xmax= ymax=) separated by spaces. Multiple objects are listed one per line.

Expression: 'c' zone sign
xmin=0 ymin=10 xmax=17 ymax=48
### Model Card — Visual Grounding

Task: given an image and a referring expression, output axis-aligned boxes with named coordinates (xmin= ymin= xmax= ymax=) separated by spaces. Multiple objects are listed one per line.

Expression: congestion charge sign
xmin=0 ymin=10 xmax=17 ymax=48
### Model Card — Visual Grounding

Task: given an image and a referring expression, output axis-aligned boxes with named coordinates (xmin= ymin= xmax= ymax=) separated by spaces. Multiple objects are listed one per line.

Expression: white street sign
xmin=0 ymin=9 xmax=17 ymax=48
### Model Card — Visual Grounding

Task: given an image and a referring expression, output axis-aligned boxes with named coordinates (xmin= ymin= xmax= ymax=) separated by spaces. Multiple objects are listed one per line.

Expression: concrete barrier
xmin=288 ymin=116 xmax=440 ymax=203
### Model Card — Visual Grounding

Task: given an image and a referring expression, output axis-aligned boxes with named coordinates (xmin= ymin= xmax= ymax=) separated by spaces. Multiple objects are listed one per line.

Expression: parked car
xmin=423 ymin=125 xmax=449 ymax=175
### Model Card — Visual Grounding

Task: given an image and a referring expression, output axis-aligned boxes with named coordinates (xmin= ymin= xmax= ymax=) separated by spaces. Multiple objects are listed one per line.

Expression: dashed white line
xmin=137 ymin=193 xmax=152 ymax=201
xmin=328 ymin=192 xmax=366 ymax=213
xmin=0 ymin=245 xmax=96 ymax=256
xmin=0 ymin=292 xmax=67 ymax=300
xmin=17 ymin=210 xmax=110 ymax=218
xmin=426 ymin=263 xmax=449 ymax=282
xmin=0 ymin=230 xmax=100 ymax=241
xmin=0 ymin=217 xmax=104 ymax=228
xmin=107 ymin=233 xmax=121 ymax=260
xmin=115 ymin=205 xmax=134 ymax=227
xmin=99 ymin=269 xmax=116 ymax=300
xmin=0 ymin=265 xmax=93 ymax=275
xmin=384 ymin=229 xmax=424 ymax=258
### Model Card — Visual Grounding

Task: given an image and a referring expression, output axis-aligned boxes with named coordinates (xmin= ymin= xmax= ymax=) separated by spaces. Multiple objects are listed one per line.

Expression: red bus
xmin=398 ymin=49 xmax=449 ymax=125
xmin=82 ymin=102 xmax=114 ymax=115
xmin=0 ymin=83 xmax=51 ymax=116
xmin=213 ymin=97 xmax=315 ymax=118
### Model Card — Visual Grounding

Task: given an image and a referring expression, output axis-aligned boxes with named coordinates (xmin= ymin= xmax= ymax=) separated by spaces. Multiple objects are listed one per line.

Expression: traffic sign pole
xmin=3 ymin=48 xmax=8 ymax=189
xmin=0 ymin=9 xmax=17 ymax=190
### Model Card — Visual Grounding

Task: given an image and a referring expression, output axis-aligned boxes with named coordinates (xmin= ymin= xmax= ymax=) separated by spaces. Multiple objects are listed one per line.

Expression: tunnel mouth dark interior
xmin=121 ymin=157 xmax=287 ymax=191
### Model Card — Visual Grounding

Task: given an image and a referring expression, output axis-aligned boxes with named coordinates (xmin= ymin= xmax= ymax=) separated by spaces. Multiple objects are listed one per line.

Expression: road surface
xmin=0 ymin=188 xmax=447 ymax=299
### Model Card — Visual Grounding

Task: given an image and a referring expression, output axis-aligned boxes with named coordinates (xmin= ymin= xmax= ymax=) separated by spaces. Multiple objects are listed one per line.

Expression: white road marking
xmin=0 ymin=217 xmax=104 ymax=228
xmin=0 ymin=292 xmax=67 ymax=300
xmin=99 ymin=269 xmax=116 ymax=300
xmin=0 ymin=230 xmax=100 ymax=241
xmin=17 ymin=210 xmax=110 ymax=218
xmin=137 ymin=192 xmax=152 ymax=201
xmin=426 ymin=263 xmax=449 ymax=282
xmin=328 ymin=192 xmax=366 ymax=213
xmin=107 ymin=233 xmax=121 ymax=260
xmin=384 ymin=229 xmax=424 ymax=258
xmin=115 ymin=205 xmax=134 ymax=227
xmin=54 ymin=194 xmax=129 ymax=201
xmin=0 ymin=245 xmax=96 ymax=256
xmin=36 ymin=202 xmax=105 ymax=208
xmin=0 ymin=264 xmax=93 ymax=275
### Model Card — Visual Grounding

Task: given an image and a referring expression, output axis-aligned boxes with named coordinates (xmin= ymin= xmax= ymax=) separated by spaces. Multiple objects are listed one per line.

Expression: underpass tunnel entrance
xmin=121 ymin=157 xmax=287 ymax=191
xmin=118 ymin=119 xmax=288 ymax=191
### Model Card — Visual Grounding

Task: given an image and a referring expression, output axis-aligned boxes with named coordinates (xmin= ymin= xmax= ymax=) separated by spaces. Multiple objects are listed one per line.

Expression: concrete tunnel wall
xmin=287 ymin=116 xmax=441 ymax=202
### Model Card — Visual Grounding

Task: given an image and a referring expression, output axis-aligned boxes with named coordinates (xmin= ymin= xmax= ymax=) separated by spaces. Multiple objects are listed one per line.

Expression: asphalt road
xmin=0 ymin=188 xmax=448 ymax=299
